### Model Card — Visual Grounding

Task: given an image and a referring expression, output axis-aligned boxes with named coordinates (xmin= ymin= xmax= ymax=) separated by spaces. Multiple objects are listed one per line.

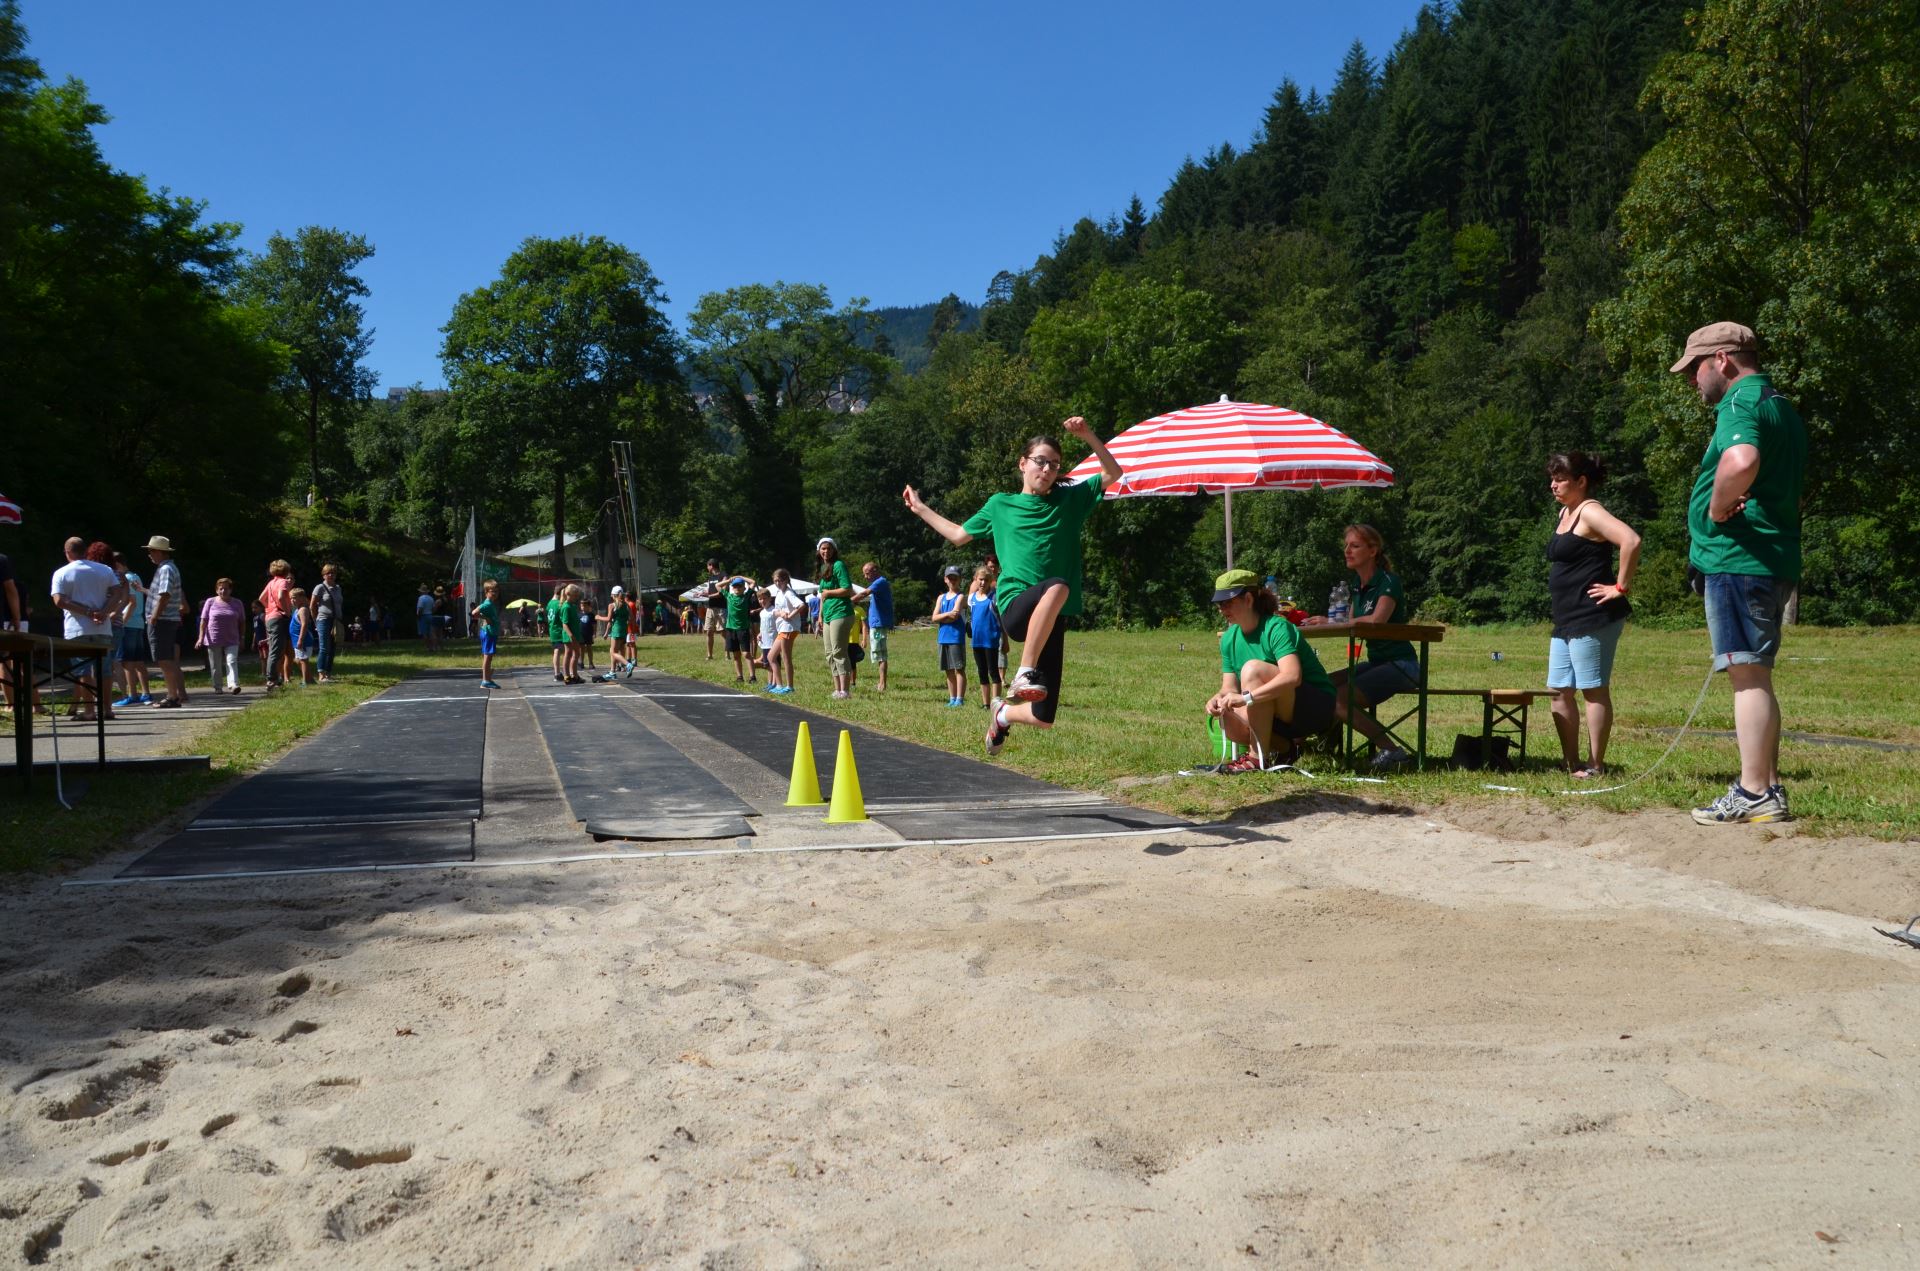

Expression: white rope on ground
xmin=1180 ymin=661 xmax=1721 ymax=798
xmin=1482 ymin=660 xmax=1719 ymax=797
xmin=44 ymin=635 xmax=71 ymax=811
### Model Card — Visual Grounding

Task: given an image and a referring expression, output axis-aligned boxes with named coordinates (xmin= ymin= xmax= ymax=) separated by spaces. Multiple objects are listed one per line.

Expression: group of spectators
xmin=0 ymin=537 xmax=370 ymax=719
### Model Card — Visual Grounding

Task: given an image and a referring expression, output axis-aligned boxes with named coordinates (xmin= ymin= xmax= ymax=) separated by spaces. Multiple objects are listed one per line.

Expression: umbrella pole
xmin=1224 ymin=490 xmax=1234 ymax=570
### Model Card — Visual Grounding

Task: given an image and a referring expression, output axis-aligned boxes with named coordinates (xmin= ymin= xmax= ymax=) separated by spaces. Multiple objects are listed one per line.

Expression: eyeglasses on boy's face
xmin=1025 ymin=455 xmax=1061 ymax=471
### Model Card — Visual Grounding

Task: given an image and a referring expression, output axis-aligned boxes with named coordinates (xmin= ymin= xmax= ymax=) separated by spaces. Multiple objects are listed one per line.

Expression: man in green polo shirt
xmin=1672 ymin=321 xmax=1806 ymax=825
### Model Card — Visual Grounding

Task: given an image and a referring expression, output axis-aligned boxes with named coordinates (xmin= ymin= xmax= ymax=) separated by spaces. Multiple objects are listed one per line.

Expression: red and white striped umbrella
xmin=1064 ymin=396 xmax=1393 ymax=568
xmin=0 ymin=491 xmax=20 ymax=525
xmin=1065 ymin=396 xmax=1393 ymax=495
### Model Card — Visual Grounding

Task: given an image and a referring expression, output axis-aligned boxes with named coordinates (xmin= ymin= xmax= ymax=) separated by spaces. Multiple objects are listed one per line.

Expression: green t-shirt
xmin=557 ymin=600 xmax=577 ymax=643
xmin=961 ymin=473 xmax=1106 ymax=617
xmin=818 ymin=560 xmax=852 ymax=622
xmin=1688 ymin=373 xmax=1807 ymax=581
xmin=608 ymin=601 xmax=629 ymax=636
xmin=725 ymin=589 xmax=750 ymax=630
xmin=473 ymin=598 xmax=500 ymax=633
xmin=546 ymin=597 xmax=565 ymax=643
xmin=1220 ymin=613 xmax=1334 ymax=696
xmin=1351 ymin=569 xmax=1415 ymax=664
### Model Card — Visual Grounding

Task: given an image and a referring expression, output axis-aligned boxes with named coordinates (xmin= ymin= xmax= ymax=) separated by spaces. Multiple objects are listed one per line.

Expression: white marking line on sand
xmin=61 ymin=824 xmax=1234 ymax=887
xmin=359 ymin=696 xmax=489 ymax=705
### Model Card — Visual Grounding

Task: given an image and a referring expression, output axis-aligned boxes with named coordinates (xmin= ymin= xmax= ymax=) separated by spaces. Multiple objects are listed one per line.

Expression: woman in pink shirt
xmin=258 ymin=559 xmax=293 ymax=689
xmin=197 ymin=577 xmax=247 ymax=695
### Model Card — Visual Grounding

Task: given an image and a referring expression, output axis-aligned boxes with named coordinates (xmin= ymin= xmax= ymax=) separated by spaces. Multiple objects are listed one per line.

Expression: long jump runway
xmin=515 ymin=667 xmax=756 ymax=840
xmin=117 ymin=672 xmax=486 ymax=878
xmin=620 ymin=672 xmax=1188 ymax=841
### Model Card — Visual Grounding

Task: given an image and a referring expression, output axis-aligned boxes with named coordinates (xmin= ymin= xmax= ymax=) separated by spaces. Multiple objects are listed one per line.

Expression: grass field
xmin=633 ymin=621 xmax=1920 ymax=841
xmin=2 ymin=621 xmax=1913 ymax=873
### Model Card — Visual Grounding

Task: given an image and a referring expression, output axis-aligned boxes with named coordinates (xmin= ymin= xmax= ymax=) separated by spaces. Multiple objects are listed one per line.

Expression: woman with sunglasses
xmin=904 ymin=416 xmax=1122 ymax=755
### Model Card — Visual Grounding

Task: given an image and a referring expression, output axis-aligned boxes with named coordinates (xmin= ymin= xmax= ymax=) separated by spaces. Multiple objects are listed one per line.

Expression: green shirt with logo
xmin=1688 ymin=373 xmax=1807 ymax=581
xmin=1350 ymin=569 xmax=1416 ymax=664
xmin=817 ymin=561 xmax=853 ymax=622
xmin=473 ymin=598 xmax=500 ymax=633
xmin=1220 ymin=614 xmax=1334 ymax=696
xmin=961 ymin=473 xmax=1106 ymax=617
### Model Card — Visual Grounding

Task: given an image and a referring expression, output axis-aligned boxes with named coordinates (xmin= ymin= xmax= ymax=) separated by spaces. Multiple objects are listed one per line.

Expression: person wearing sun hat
xmin=1205 ymin=569 xmax=1336 ymax=773
xmin=1671 ymin=320 xmax=1806 ymax=825
xmin=143 ymin=534 xmax=188 ymax=708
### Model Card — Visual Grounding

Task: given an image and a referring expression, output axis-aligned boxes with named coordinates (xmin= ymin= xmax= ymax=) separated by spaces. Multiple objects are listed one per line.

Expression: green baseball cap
xmin=1211 ymin=569 xmax=1260 ymax=603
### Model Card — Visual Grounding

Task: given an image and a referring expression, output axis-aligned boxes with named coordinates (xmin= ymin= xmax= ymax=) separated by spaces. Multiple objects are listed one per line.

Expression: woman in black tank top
xmin=1546 ymin=452 xmax=1642 ymax=778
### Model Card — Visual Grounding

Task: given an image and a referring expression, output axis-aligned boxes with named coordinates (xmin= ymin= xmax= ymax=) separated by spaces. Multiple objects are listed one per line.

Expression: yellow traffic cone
xmin=785 ymin=721 xmax=825 ymax=806
xmin=824 ymin=729 xmax=868 ymax=823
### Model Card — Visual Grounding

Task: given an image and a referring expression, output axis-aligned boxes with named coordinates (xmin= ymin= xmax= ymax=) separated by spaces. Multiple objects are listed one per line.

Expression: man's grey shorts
xmin=1704 ymin=572 xmax=1785 ymax=671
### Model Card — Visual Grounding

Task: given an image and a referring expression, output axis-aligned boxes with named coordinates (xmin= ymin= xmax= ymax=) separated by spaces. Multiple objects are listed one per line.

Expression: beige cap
xmin=144 ymin=535 xmax=173 ymax=552
xmin=1670 ymin=321 xmax=1756 ymax=373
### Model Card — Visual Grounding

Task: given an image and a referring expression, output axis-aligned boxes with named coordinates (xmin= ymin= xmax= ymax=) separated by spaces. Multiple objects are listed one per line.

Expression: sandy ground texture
xmin=3 ymin=802 xmax=1919 ymax=1268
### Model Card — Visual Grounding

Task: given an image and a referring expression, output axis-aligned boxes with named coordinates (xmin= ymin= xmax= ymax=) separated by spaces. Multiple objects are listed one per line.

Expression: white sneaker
xmin=1008 ymin=669 xmax=1048 ymax=703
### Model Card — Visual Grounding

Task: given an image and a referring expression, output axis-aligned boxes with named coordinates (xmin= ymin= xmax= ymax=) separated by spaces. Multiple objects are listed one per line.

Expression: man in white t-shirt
xmin=50 ymin=536 xmax=120 ymax=719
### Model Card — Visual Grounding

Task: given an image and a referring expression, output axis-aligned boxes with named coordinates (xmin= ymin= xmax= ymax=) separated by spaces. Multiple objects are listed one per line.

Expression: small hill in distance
xmin=863 ymin=296 xmax=981 ymax=375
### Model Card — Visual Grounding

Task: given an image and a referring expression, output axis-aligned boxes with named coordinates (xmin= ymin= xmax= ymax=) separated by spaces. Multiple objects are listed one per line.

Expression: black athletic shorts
xmin=999 ymin=577 xmax=1066 ymax=725
xmin=972 ymin=646 xmax=999 ymax=685
xmin=1275 ymin=683 xmax=1337 ymax=739
xmin=723 ymin=627 xmax=750 ymax=655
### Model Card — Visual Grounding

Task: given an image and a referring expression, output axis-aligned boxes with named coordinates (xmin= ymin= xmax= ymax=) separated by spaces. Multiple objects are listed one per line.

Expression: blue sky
xmin=24 ymin=0 xmax=1428 ymax=391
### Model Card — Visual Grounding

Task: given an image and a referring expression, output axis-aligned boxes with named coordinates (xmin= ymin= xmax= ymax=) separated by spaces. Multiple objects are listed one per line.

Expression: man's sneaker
xmin=1008 ymin=669 xmax=1049 ymax=703
xmin=1692 ymin=783 xmax=1793 ymax=825
xmin=623 ymin=661 xmax=636 ymax=679
xmin=481 ymin=680 xmax=501 ymax=689
xmin=985 ymin=698 xmax=1010 ymax=756
xmin=113 ymin=695 xmax=136 ymax=708
xmin=138 ymin=694 xmax=153 ymax=704
xmin=1370 ymin=747 xmax=1413 ymax=770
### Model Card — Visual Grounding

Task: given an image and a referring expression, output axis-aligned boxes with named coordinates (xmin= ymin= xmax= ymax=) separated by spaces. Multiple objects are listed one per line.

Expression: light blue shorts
xmin=1547 ymin=617 xmax=1626 ymax=691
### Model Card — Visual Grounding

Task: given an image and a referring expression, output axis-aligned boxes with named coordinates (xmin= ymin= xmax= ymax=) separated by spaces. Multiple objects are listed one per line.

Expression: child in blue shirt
xmin=968 ymin=565 xmax=1004 ymax=707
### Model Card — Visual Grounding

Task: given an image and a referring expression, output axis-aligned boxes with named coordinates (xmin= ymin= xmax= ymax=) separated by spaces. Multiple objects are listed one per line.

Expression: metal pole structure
xmin=1224 ymin=489 xmax=1235 ymax=570
xmin=611 ymin=441 xmax=644 ymax=624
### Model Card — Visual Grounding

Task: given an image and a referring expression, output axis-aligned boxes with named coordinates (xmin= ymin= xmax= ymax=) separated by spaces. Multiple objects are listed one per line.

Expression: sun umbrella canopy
xmin=0 ymin=491 xmax=20 ymax=525
xmin=1065 ymin=396 xmax=1393 ymax=495
xmin=505 ymin=598 xmax=540 ymax=609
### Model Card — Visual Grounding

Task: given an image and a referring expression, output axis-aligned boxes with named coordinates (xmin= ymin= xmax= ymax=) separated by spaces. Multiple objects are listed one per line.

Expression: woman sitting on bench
xmin=1206 ymin=570 xmax=1337 ymax=773
xmin=1302 ymin=524 xmax=1419 ymax=769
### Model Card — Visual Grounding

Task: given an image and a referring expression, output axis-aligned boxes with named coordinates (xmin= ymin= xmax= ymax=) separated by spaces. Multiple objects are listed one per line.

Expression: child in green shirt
xmin=471 ymin=580 xmax=502 ymax=689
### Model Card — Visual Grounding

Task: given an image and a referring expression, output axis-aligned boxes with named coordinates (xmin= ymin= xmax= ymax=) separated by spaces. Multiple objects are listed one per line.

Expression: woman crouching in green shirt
xmin=904 ymin=417 xmax=1123 ymax=756
xmin=1207 ymin=570 xmax=1337 ymax=773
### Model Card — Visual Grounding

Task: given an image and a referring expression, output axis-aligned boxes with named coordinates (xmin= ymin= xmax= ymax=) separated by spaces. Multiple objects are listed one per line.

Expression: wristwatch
xmin=1242 ymin=691 xmax=1256 ymax=707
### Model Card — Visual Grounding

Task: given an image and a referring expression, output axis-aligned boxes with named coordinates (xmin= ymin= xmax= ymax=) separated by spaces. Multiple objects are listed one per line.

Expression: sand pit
xmin=3 ymin=804 xmax=1918 ymax=1266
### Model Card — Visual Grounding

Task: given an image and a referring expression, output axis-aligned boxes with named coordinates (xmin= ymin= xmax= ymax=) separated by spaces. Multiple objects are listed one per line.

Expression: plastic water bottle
xmin=1328 ymin=582 xmax=1351 ymax=624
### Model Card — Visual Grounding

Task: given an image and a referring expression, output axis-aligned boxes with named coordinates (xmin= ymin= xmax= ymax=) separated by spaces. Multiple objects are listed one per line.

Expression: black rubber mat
xmin=187 ymin=672 xmax=487 ymax=829
xmin=620 ymin=673 xmax=1191 ymax=840
xmin=118 ymin=820 xmax=475 ymax=879
xmin=622 ymin=674 xmax=1062 ymax=800
xmin=519 ymin=671 xmax=755 ymax=839
xmin=872 ymin=804 xmax=1188 ymax=841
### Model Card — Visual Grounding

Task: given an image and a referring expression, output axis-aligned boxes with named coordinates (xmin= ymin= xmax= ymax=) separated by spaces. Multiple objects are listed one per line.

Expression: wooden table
xmin=0 ymin=629 xmax=113 ymax=790
xmin=1297 ymin=620 xmax=1447 ymax=770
